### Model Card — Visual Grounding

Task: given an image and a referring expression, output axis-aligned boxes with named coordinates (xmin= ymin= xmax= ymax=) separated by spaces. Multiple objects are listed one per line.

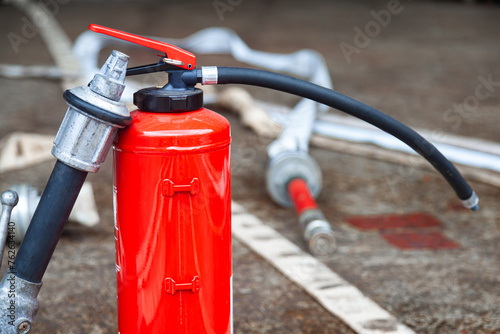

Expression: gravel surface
xmin=1 ymin=1 xmax=499 ymax=333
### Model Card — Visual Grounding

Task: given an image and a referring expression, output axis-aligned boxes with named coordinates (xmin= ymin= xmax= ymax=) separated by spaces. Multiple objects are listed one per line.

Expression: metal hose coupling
xmin=0 ymin=274 xmax=42 ymax=334
xmin=52 ymin=50 xmax=131 ymax=172
xmin=462 ymin=191 xmax=479 ymax=211
xmin=298 ymin=208 xmax=337 ymax=259
xmin=266 ymin=152 xmax=336 ymax=258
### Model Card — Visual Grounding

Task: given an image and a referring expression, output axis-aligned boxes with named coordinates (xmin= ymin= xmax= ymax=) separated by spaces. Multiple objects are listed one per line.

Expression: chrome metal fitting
xmin=299 ymin=209 xmax=336 ymax=259
xmin=0 ymin=273 xmax=42 ymax=333
xmin=52 ymin=50 xmax=131 ymax=173
xmin=461 ymin=191 xmax=479 ymax=211
xmin=88 ymin=51 xmax=127 ymax=101
xmin=266 ymin=151 xmax=322 ymax=208
xmin=201 ymin=66 xmax=218 ymax=85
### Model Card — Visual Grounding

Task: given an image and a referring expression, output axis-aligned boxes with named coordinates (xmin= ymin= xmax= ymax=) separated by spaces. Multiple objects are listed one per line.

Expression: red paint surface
xmin=346 ymin=213 xmax=442 ymax=231
xmin=287 ymin=178 xmax=318 ymax=215
xmin=114 ymin=108 xmax=232 ymax=334
xmin=380 ymin=231 xmax=461 ymax=249
xmin=345 ymin=213 xmax=460 ymax=250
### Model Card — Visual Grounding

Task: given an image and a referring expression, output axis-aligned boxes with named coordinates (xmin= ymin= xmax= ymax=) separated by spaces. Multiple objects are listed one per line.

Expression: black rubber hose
xmin=14 ymin=161 xmax=88 ymax=283
xmin=215 ymin=66 xmax=474 ymax=202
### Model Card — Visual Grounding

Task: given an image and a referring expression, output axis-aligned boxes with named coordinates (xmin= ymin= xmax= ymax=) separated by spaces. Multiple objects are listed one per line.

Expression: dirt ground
xmin=0 ymin=0 xmax=500 ymax=333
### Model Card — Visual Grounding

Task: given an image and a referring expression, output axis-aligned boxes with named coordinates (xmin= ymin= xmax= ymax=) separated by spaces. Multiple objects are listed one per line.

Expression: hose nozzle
xmin=462 ymin=191 xmax=479 ymax=211
xmin=288 ymin=178 xmax=336 ymax=259
xmin=52 ymin=50 xmax=131 ymax=172
xmin=89 ymin=50 xmax=129 ymax=101
xmin=302 ymin=214 xmax=337 ymax=259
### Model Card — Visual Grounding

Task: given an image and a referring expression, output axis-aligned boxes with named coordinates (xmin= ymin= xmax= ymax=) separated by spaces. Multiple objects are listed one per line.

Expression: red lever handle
xmin=88 ymin=24 xmax=196 ymax=70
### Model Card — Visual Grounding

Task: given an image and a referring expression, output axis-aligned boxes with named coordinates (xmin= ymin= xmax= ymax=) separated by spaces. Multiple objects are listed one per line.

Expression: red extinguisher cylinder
xmin=113 ymin=107 xmax=232 ymax=334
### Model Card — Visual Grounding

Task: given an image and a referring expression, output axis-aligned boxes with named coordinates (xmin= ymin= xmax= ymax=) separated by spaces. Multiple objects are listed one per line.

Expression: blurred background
xmin=0 ymin=0 xmax=499 ymax=333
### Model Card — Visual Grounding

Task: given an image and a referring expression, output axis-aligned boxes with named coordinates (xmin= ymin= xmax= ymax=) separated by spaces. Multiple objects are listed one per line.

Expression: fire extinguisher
xmin=88 ymin=26 xmax=233 ymax=333
xmin=113 ymin=95 xmax=232 ymax=333
xmin=87 ymin=24 xmax=479 ymax=334
xmin=97 ymin=36 xmax=232 ymax=334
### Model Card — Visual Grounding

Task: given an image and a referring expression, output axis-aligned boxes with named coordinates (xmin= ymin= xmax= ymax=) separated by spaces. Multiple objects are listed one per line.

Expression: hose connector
xmin=52 ymin=50 xmax=131 ymax=172
xmin=461 ymin=191 xmax=479 ymax=211
xmin=266 ymin=151 xmax=322 ymax=208
xmin=299 ymin=209 xmax=336 ymax=259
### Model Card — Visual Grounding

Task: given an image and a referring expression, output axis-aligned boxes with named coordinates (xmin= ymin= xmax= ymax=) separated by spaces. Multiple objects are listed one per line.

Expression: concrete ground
xmin=0 ymin=0 xmax=500 ymax=333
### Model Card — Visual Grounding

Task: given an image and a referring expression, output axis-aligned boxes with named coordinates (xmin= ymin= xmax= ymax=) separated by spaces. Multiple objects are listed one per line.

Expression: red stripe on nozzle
xmin=288 ymin=178 xmax=318 ymax=215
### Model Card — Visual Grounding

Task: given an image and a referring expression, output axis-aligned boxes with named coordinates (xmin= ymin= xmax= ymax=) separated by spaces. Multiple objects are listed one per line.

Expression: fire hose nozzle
xmin=52 ymin=50 xmax=131 ymax=172
xmin=266 ymin=151 xmax=322 ymax=208
xmin=461 ymin=191 xmax=479 ymax=211
xmin=287 ymin=178 xmax=336 ymax=259
xmin=265 ymin=152 xmax=335 ymax=258
xmin=299 ymin=210 xmax=337 ymax=259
